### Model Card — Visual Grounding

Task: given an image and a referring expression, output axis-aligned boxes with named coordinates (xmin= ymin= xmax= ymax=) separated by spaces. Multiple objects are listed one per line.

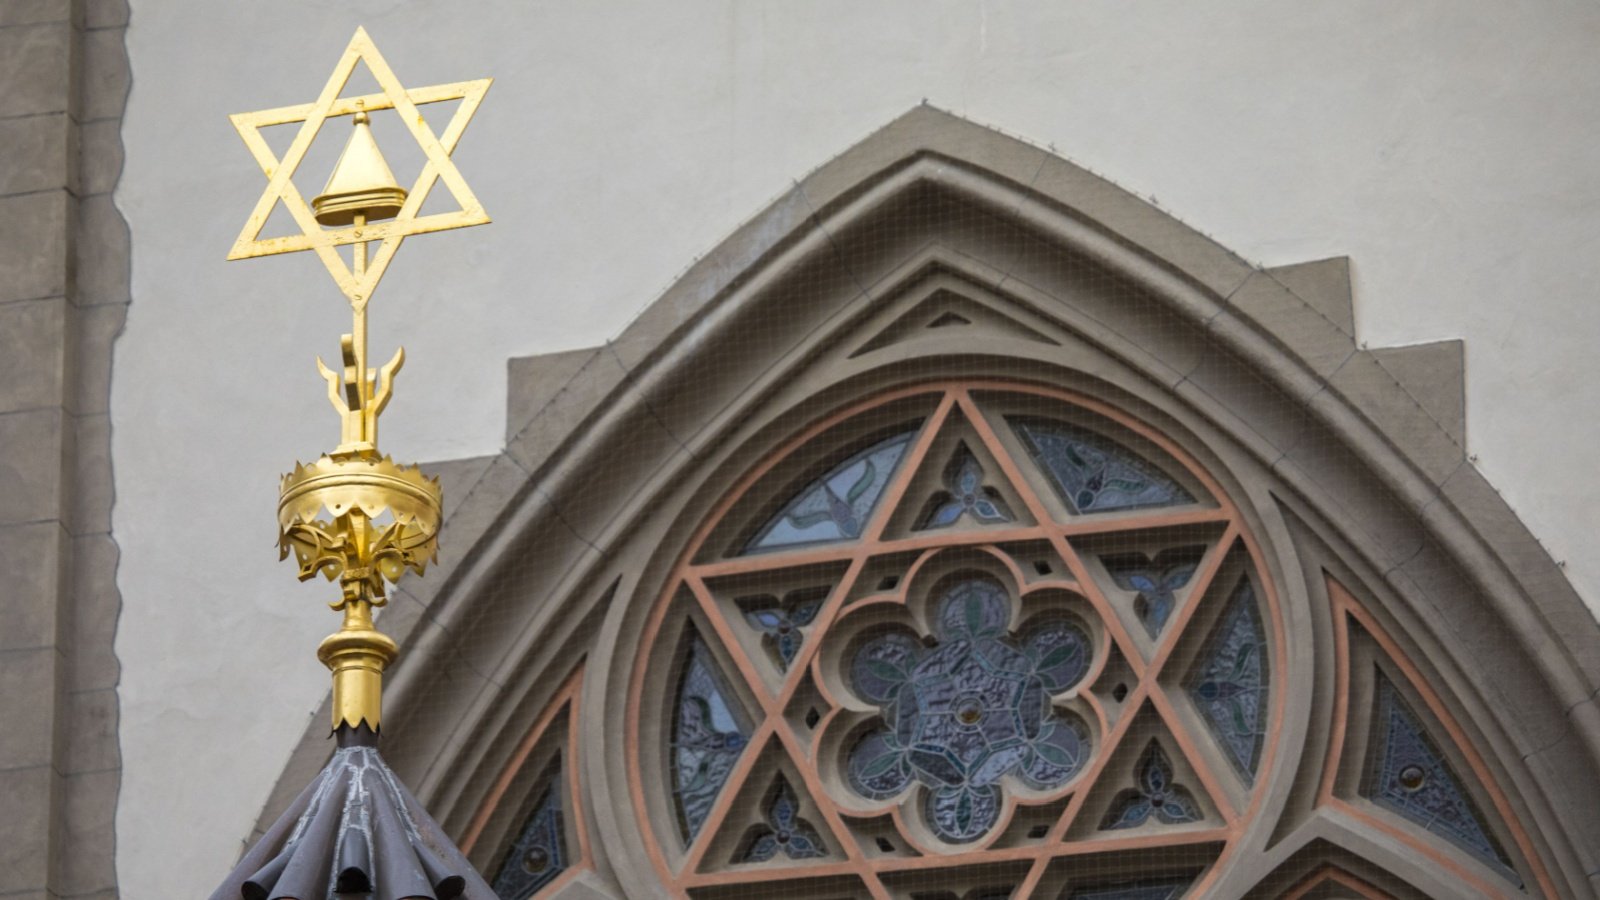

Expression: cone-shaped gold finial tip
xmin=312 ymin=111 xmax=408 ymax=226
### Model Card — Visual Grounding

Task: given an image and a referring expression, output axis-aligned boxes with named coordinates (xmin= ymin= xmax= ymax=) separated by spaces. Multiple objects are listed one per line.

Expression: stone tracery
xmin=629 ymin=383 xmax=1280 ymax=893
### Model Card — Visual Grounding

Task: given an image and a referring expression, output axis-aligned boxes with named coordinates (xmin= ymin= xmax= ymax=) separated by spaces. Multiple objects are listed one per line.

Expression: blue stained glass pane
xmin=1368 ymin=673 xmax=1516 ymax=879
xmin=844 ymin=579 xmax=1092 ymax=844
xmin=746 ymin=431 xmax=917 ymax=553
xmin=1102 ymin=546 xmax=1205 ymax=638
xmin=740 ymin=775 xmax=828 ymax=863
xmin=1187 ymin=580 xmax=1269 ymax=778
xmin=918 ymin=445 xmax=1014 ymax=531
xmin=738 ymin=586 xmax=828 ymax=671
xmin=1069 ymin=877 xmax=1192 ymax=899
xmin=672 ymin=632 xmax=751 ymax=842
xmin=492 ymin=766 xmax=567 ymax=900
xmin=1010 ymin=417 xmax=1193 ymax=515
xmin=1101 ymin=741 xmax=1202 ymax=830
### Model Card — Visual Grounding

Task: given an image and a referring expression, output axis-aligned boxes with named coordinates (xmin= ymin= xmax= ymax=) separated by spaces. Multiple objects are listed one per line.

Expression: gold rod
xmin=353 ymin=211 xmax=369 ymax=444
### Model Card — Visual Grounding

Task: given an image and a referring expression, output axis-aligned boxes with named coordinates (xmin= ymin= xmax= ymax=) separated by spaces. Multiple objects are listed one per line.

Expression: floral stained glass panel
xmin=1101 ymin=741 xmax=1202 ymax=830
xmin=745 ymin=430 xmax=917 ymax=553
xmin=739 ymin=586 xmax=828 ymax=671
xmin=671 ymin=632 xmax=751 ymax=842
xmin=740 ymin=775 xmax=827 ymax=863
xmin=1187 ymin=579 xmax=1269 ymax=778
xmin=1010 ymin=418 xmax=1193 ymax=515
xmin=918 ymin=445 xmax=1013 ymax=530
xmin=1368 ymin=673 xmax=1514 ymax=878
xmin=845 ymin=579 xmax=1093 ymax=843
xmin=1101 ymin=546 xmax=1204 ymax=639
xmin=491 ymin=767 xmax=567 ymax=900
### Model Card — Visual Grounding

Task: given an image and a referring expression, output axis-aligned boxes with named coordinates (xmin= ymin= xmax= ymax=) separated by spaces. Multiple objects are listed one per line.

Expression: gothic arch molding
xmin=248 ymin=106 xmax=1600 ymax=897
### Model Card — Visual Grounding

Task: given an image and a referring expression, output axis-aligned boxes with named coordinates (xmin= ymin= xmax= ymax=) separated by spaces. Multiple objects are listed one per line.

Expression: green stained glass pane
xmin=1010 ymin=417 xmax=1192 ymax=515
xmin=1187 ymin=580 xmax=1269 ymax=778
xmin=671 ymin=631 xmax=751 ymax=841
xmin=745 ymin=431 xmax=917 ymax=553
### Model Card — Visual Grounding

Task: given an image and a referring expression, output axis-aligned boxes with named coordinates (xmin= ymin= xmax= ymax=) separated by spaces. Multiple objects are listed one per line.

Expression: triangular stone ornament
xmin=697 ymin=741 xmax=842 ymax=872
xmin=1265 ymin=256 xmax=1354 ymax=337
xmin=1069 ymin=703 xmax=1224 ymax=842
xmin=880 ymin=407 xmax=1035 ymax=537
xmin=1364 ymin=670 xmax=1515 ymax=877
xmin=227 ymin=27 xmax=492 ymax=305
xmin=1080 ymin=531 xmax=1221 ymax=644
xmin=1371 ymin=340 xmax=1467 ymax=447
xmin=852 ymin=288 xmax=1056 ymax=358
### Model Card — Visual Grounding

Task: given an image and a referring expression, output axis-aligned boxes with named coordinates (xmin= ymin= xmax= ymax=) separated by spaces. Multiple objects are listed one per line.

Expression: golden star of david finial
xmin=226 ymin=28 xmax=491 ymax=733
xmin=227 ymin=26 xmax=491 ymax=307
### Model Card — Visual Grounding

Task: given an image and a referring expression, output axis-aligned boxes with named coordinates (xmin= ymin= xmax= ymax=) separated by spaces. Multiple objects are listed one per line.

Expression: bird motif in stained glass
xmin=1010 ymin=418 xmax=1193 ymax=515
xmin=491 ymin=767 xmax=567 ymax=900
xmin=919 ymin=445 xmax=1014 ymax=530
xmin=845 ymin=579 xmax=1093 ymax=843
xmin=1187 ymin=580 xmax=1269 ymax=778
xmin=1101 ymin=546 xmax=1205 ymax=638
xmin=1100 ymin=741 xmax=1203 ymax=830
xmin=739 ymin=586 xmax=829 ymax=670
xmin=671 ymin=632 xmax=751 ymax=842
xmin=740 ymin=775 xmax=828 ymax=863
xmin=1068 ymin=877 xmax=1192 ymax=899
xmin=1367 ymin=672 xmax=1515 ymax=878
xmin=746 ymin=430 xmax=917 ymax=553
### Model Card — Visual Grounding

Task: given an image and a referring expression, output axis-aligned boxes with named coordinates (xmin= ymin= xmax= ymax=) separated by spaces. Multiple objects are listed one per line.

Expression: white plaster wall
xmin=116 ymin=0 xmax=1600 ymax=895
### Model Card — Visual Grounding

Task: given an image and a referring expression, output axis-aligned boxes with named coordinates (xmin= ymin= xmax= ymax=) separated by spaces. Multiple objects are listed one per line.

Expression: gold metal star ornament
xmin=228 ymin=26 xmax=491 ymax=304
xmin=227 ymin=28 xmax=492 ymax=733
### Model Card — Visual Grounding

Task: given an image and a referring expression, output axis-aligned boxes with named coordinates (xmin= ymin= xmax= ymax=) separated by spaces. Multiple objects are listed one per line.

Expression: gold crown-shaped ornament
xmin=277 ymin=453 xmax=442 ymax=607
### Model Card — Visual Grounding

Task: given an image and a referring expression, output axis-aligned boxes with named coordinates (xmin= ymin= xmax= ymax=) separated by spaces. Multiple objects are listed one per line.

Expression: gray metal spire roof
xmin=211 ymin=730 xmax=494 ymax=900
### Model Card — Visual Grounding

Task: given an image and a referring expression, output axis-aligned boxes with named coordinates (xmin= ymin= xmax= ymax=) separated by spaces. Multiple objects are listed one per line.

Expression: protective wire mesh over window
xmin=627 ymin=384 xmax=1287 ymax=896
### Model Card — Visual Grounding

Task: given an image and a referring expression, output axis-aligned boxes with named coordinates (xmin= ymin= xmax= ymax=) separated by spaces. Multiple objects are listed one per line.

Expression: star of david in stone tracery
xmin=227 ymin=27 xmax=492 ymax=306
xmin=632 ymin=384 xmax=1283 ymax=898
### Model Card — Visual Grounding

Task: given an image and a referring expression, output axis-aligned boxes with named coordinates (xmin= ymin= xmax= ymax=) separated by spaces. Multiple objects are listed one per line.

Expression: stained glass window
xmin=1068 ymin=877 xmax=1192 ymax=899
xmin=845 ymin=579 xmax=1092 ymax=843
xmin=1010 ymin=418 xmax=1193 ymax=514
xmin=491 ymin=766 xmax=567 ymax=900
xmin=1101 ymin=741 xmax=1202 ymax=830
xmin=671 ymin=631 xmax=751 ymax=841
xmin=1367 ymin=673 xmax=1514 ymax=877
xmin=745 ymin=430 xmax=917 ymax=553
xmin=739 ymin=775 xmax=827 ymax=863
xmin=918 ymin=445 xmax=1013 ymax=530
xmin=1187 ymin=580 xmax=1269 ymax=778
xmin=1101 ymin=546 xmax=1204 ymax=638
xmin=739 ymin=586 xmax=828 ymax=670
